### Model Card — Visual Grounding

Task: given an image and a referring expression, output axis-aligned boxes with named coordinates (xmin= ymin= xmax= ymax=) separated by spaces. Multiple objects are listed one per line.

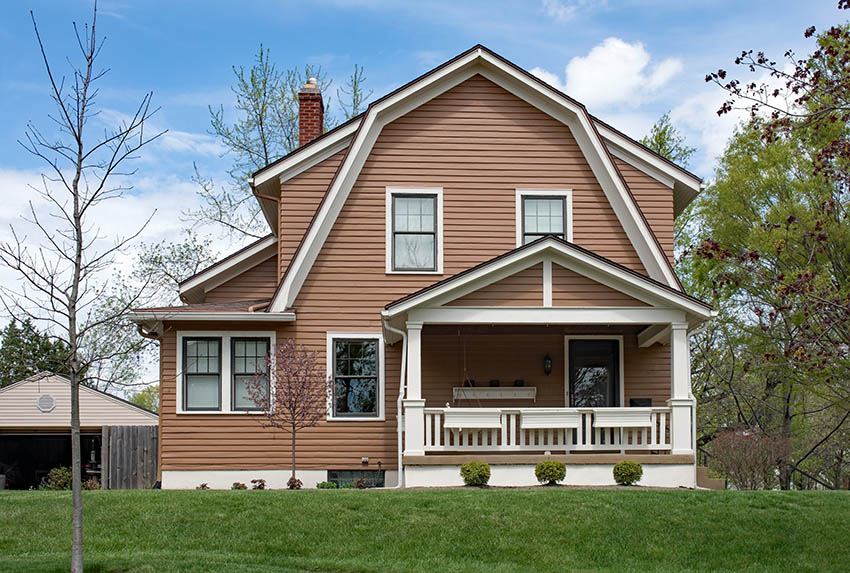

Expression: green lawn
xmin=1 ymin=488 xmax=848 ymax=572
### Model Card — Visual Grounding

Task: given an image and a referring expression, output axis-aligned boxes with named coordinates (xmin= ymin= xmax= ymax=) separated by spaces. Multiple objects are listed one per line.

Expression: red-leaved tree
xmin=245 ymin=338 xmax=329 ymax=488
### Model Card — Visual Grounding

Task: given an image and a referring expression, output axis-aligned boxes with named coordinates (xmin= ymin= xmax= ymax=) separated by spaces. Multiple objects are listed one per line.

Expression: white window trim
xmin=563 ymin=335 xmax=625 ymax=408
xmin=176 ymin=330 xmax=276 ymax=415
xmin=515 ymin=189 xmax=573 ymax=247
xmin=326 ymin=332 xmax=385 ymax=422
xmin=385 ymin=187 xmax=444 ymax=274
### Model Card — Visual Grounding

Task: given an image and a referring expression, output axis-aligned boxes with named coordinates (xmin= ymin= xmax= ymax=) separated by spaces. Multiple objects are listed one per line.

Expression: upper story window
xmin=178 ymin=331 xmax=274 ymax=414
xmin=386 ymin=188 xmax=443 ymax=274
xmin=515 ymin=189 xmax=573 ymax=247
xmin=327 ymin=333 xmax=384 ymax=420
xmin=183 ymin=337 xmax=222 ymax=411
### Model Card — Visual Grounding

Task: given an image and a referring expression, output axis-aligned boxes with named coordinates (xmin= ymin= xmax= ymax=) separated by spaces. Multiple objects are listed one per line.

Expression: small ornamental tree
xmin=245 ymin=339 xmax=330 ymax=484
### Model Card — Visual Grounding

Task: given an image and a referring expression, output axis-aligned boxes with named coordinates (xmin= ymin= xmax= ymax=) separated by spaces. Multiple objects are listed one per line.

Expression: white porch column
xmin=403 ymin=321 xmax=425 ymax=456
xmin=668 ymin=322 xmax=694 ymax=455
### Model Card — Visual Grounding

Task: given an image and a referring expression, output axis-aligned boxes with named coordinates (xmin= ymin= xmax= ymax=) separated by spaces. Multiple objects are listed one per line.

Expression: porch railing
xmin=422 ymin=407 xmax=671 ymax=453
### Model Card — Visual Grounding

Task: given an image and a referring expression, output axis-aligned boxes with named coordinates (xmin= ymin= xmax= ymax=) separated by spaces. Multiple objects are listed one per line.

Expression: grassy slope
xmin=0 ymin=489 xmax=848 ymax=572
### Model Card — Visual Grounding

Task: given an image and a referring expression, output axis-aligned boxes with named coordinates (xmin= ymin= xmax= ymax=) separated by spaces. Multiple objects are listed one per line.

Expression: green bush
xmin=460 ymin=461 xmax=491 ymax=486
xmin=535 ymin=461 xmax=566 ymax=485
xmin=613 ymin=460 xmax=643 ymax=486
xmin=45 ymin=466 xmax=73 ymax=490
xmin=316 ymin=481 xmax=338 ymax=489
xmin=340 ymin=482 xmax=355 ymax=489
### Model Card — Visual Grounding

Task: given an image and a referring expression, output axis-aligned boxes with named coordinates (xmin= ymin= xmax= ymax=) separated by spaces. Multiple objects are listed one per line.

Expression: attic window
xmin=515 ymin=189 xmax=573 ymax=247
xmin=37 ymin=394 xmax=56 ymax=413
xmin=385 ymin=188 xmax=443 ymax=274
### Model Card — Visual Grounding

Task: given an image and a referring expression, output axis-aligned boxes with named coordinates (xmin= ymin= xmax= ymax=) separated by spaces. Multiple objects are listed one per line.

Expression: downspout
xmin=384 ymin=322 xmax=407 ymax=488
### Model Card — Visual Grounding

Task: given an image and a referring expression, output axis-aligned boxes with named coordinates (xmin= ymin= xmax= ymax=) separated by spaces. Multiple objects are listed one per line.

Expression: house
xmin=0 ymin=372 xmax=158 ymax=489
xmin=130 ymin=45 xmax=713 ymax=489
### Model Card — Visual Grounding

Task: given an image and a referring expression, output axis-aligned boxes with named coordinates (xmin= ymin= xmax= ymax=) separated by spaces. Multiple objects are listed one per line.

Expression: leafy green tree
xmin=639 ymin=112 xmax=696 ymax=168
xmin=129 ymin=384 xmax=159 ymax=413
xmin=0 ymin=319 xmax=70 ymax=387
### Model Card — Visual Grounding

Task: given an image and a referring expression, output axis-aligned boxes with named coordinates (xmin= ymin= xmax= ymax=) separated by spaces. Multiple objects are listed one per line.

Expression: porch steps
xmin=696 ymin=465 xmax=726 ymax=490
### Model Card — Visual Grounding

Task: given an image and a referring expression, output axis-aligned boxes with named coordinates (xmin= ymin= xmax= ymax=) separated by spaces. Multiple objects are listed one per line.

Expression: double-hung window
xmin=183 ymin=337 xmax=221 ymax=411
xmin=386 ymin=188 xmax=442 ymax=273
xmin=328 ymin=334 xmax=383 ymax=419
xmin=231 ymin=337 xmax=270 ymax=411
xmin=516 ymin=190 xmax=572 ymax=246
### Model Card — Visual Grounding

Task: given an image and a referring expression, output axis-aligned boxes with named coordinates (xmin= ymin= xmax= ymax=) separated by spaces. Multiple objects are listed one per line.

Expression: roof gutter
xmin=129 ymin=311 xmax=296 ymax=323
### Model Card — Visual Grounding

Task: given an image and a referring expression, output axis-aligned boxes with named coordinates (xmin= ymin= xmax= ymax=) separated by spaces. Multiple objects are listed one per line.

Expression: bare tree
xmin=0 ymin=5 xmax=162 ymax=571
xmin=245 ymin=338 xmax=329 ymax=487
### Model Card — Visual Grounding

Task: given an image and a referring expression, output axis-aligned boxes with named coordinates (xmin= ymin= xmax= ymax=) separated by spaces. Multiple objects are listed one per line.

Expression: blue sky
xmin=0 ymin=0 xmax=844 ymax=284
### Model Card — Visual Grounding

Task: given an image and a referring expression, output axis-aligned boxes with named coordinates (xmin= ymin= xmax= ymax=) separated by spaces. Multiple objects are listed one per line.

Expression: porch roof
xmin=382 ymin=236 xmax=713 ymax=326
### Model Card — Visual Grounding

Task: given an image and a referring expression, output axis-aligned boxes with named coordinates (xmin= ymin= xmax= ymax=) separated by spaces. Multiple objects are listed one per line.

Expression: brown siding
xmin=158 ymin=75 xmax=673 ymax=472
xmin=614 ymin=157 xmax=675 ymax=265
xmin=278 ymin=150 xmax=347 ymax=277
xmin=446 ymin=263 xmax=543 ymax=306
xmin=623 ymin=336 xmax=671 ymax=407
xmin=551 ymin=263 xmax=647 ymax=307
xmin=204 ymin=256 xmax=278 ymax=303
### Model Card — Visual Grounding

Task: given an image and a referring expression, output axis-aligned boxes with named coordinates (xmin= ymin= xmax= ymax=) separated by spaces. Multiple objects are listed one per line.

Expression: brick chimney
xmin=298 ymin=77 xmax=324 ymax=146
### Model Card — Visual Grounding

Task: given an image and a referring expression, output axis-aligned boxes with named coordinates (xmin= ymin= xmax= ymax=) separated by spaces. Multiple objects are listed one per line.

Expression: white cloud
xmin=541 ymin=0 xmax=604 ymax=23
xmin=531 ymin=37 xmax=682 ymax=110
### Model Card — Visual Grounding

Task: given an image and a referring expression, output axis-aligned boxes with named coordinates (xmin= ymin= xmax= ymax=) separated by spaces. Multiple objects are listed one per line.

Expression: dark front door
xmin=568 ymin=339 xmax=620 ymax=407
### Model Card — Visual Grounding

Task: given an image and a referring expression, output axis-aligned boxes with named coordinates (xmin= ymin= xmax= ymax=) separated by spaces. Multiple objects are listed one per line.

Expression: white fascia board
xmin=382 ymin=239 xmax=712 ymax=319
xmin=178 ymin=236 xmax=278 ymax=301
xmin=129 ymin=311 xmax=295 ymax=323
xmin=269 ymin=47 xmax=682 ymax=312
xmin=269 ymin=50 xmax=483 ymax=312
xmin=252 ymin=121 xmax=360 ymax=188
xmin=406 ymin=306 xmax=687 ymax=325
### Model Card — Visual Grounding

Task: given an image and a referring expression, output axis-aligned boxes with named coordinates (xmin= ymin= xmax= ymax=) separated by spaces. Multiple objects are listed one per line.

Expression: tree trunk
xmin=779 ymin=391 xmax=793 ymax=490
xmin=291 ymin=425 xmax=296 ymax=480
xmin=70 ymin=375 xmax=83 ymax=572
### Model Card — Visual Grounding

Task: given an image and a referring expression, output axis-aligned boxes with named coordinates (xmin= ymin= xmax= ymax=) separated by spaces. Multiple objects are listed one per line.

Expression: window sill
xmin=386 ymin=270 xmax=443 ymax=275
xmin=176 ymin=410 xmax=265 ymax=415
xmin=326 ymin=415 xmax=386 ymax=422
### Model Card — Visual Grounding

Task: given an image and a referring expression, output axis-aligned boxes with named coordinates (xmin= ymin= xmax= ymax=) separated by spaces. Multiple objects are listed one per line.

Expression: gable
xmin=0 ymin=375 xmax=157 ymax=428
xmin=446 ymin=263 xmax=544 ymax=306
xmin=551 ymin=263 xmax=647 ymax=307
xmin=205 ymin=255 xmax=278 ymax=303
xmin=269 ymin=47 xmax=680 ymax=313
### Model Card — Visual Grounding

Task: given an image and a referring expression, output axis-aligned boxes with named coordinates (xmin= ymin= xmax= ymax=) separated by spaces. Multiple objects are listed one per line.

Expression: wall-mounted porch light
xmin=543 ymin=353 xmax=553 ymax=376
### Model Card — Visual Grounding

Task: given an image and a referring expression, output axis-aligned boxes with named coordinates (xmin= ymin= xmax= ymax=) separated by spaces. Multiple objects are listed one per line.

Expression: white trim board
xmin=325 ymin=332 xmax=386 ymax=422
xmin=268 ymin=47 xmax=681 ymax=312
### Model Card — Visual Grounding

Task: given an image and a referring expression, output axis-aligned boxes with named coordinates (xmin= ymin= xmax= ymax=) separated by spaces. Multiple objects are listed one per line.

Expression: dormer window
xmin=386 ymin=188 xmax=443 ymax=273
xmin=516 ymin=189 xmax=573 ymax=247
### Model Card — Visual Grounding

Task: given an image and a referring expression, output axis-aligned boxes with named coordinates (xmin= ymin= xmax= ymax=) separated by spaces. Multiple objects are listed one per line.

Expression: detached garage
xmin=0 ymin=372 xmax=158 ymax=489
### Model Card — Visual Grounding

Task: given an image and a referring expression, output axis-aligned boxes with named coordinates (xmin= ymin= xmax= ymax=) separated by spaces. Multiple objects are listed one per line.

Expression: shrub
xmin=709 ymin=428 xmax=789 ymax=490
xmin=196 ymin=483 xmax=210 ymax=490
xmin=535 ymin=461 xmax=566 ymax=485
xmin=83 ymin=477 xmax=100 ymax=490
xmin=231 ymin=482 xmax=247 ymax=490
xmin=460 ymin=461 xmax=491 ymax=486
xmin=287 ymin=476 xmax=303 ymax=490
xmin=353 ymin=477 xmax=368 ymax=489
xmin=316 ymin=481 xmax=338 ymax=489
xmin=340 ymin=482 xmax=355 ymax=489
xmin=613 ymin=460 xmax=643 ymax=486
xmin=45 ymin=466 xmax=73 ymax=490
xmin=250 ymin=479 xmax=266 ymax=490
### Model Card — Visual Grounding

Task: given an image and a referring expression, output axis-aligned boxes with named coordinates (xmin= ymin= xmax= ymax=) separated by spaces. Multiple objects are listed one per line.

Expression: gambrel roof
xmin=258 ymin=45 xmax=696 ymax=313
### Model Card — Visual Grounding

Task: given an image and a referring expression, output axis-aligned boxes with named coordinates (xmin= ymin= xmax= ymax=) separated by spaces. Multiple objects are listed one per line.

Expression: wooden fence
xmin=101 ymin=425 xmax=158 ymax=489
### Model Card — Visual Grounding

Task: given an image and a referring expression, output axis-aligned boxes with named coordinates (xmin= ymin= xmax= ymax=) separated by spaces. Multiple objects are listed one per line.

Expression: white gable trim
xmin=382 ymin=238 xmax=712 ymax=320
xmin=268 ymin=47 xmax=679 ymax=312
xmin=179 ymin=236 xmax=277 ymax=304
